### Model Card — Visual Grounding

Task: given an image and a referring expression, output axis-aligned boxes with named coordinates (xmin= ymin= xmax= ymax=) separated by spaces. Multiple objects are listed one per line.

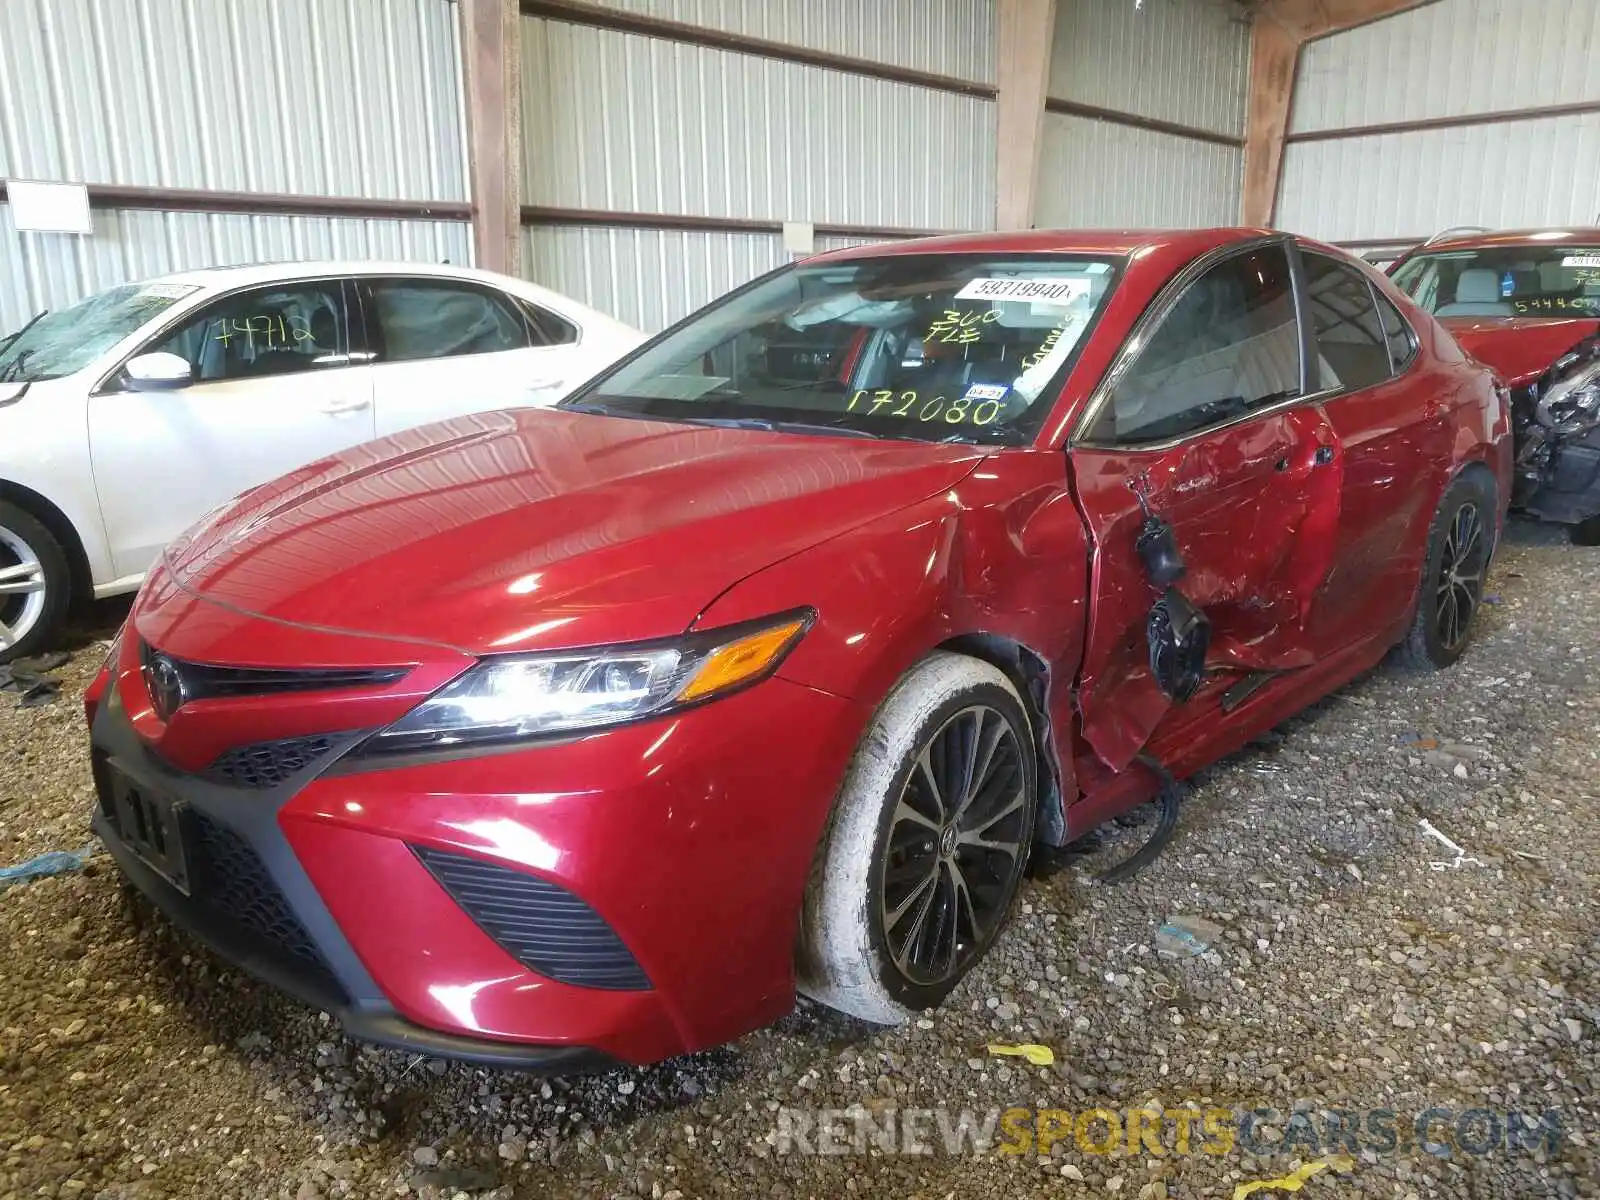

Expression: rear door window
xmin=1302 ymin=251 xmax=1393 ymax=391
xmin=1373 ymin=289 xmax=1418 ymax=375
xmin=366 ymin=279 xmax=530 ymax=363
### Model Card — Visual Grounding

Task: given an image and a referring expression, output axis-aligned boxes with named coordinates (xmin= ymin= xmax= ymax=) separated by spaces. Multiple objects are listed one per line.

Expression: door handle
xmin=321 ymin=398 xmax=371 ymax=416
xmin=526 ymin=377 xmax=568 ymax=392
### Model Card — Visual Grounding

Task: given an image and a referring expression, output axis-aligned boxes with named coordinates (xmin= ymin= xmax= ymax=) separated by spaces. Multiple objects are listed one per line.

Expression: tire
xmin=1397 ymin=472 xmax=1493 ymax=669
xmin=797 ymin=652 xmax=1037 ymax=1023
xmin=0 ymin=500 xmax=71 ymax=666
xmin=1571 ymin=514 xmax=1600 ymax=547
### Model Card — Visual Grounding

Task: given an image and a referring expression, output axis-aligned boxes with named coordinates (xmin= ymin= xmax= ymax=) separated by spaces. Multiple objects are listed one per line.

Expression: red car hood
xmin=1440 ymin=316 xmax=1600 ymax=388
xmin=160 ymin=408 xmax=986 ymax=656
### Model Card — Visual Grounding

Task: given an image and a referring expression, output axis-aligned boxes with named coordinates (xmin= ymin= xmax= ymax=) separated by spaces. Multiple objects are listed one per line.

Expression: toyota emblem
xmin=145 ymin=653 xmax=187 ymax=722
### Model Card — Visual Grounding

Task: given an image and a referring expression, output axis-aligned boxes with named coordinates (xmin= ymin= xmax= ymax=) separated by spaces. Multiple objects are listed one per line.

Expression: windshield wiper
xmin=562 ymin=399 xmax=618 ymax=416
xmin=0 ymin=309 xmax=47 ymax=358
xmin=677 ymin=415 xmax=884 ymax=440
xmin=0 ymin=348 xmax=36 ymax=384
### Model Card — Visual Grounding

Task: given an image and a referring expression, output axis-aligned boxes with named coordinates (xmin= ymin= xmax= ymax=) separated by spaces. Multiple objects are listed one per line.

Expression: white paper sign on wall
xmin=6 ymin=180 xmax=93 ymax=234
xmin=782 ymin=221 xmax=815 ymax=256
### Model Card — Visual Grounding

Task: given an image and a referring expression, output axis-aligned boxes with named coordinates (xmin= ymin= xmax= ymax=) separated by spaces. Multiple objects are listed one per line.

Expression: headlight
xmin=1536 ymin=343 xmax=1600 ymax=435
xmin=356 ymin=609 xmax=813 ymax=756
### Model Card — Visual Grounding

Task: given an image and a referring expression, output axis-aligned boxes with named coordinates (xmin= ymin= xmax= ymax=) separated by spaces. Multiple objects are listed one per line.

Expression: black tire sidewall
xmin=0 ymin=500 xmax=71 ymax=664
xmin=862 ymin=680 xmax=1037 ymax=1012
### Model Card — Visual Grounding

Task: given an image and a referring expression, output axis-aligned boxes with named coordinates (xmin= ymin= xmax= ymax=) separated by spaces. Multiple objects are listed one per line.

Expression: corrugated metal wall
xmin=567 ymin=0 xmax=997 ymax=84
xmin=1037 ymin=115 xmax=1242 ymax=229
xmin=1037 ymin=0 xmax=1248 ymax=229
xmin=1278 ymin=0 xmax=1600 ymax=242
xmin=522 ymin=225 xmax=789 ymax=335
xmin=521 ymin=20 xmax=994 ymax=230
xmin=520 ymin=4 xmax=997 ymax=331
xmin=0 ymin=0 xmax=468 ymax=324
xmin=1049 ymin=0 xmax=1249 ymax=137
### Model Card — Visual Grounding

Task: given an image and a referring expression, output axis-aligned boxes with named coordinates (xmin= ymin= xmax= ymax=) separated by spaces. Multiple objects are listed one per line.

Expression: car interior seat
xmin=1435 ymin=268 xmax=1513 ymax=317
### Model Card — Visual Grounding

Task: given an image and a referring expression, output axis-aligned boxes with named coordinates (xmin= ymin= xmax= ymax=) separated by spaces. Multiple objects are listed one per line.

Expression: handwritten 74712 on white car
xmin=0 ymin=261 xmax=644 ymax=661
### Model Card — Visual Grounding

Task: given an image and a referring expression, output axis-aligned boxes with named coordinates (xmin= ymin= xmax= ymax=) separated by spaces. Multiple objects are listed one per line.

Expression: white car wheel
xmin=798 ymin=652 xmax=1037 ymax=1023
xmin=0 ymin=501 xmax=70 ymax=664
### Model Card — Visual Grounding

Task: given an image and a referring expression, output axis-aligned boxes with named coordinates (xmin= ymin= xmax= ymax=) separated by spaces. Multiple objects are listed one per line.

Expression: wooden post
xmin=994 ymin=0 xmax=1058 ymax=230
xmin=1243 ymin=0 xmax=1435 ymax=225
xmin=462 ymin=0 xmax=522 ymax=274
xmin=1241 ymin=16 xmax=1299 ymax=228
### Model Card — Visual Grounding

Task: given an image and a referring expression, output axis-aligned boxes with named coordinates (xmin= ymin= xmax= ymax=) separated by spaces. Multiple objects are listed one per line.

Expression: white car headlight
xmin=355 ymin=610 xmax=813 ymax=756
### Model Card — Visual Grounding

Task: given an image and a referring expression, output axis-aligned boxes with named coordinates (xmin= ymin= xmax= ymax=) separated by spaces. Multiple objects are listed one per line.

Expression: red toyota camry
xmin=87 ymin=229 xmax=1511 ymax=1070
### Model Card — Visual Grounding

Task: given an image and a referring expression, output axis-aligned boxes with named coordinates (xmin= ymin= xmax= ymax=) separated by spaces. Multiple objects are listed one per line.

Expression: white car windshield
xmin=564 ymin=253 xmax=1122 ymax=443
xmin=0 ymin=282 xmax=200 ymax=384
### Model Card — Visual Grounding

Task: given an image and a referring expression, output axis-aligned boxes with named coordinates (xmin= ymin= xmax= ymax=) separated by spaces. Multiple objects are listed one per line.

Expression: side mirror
xmin=124 ymin=352 xmax=193 ymax=392
xmin=0 ymin=381 xmax=28 ymax=407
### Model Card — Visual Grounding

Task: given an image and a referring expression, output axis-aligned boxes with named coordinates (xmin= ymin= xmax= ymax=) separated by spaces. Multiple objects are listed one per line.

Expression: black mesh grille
xmin=208 ymin=734 xmax=340 ymax=789
xmin=188 ymin=810 xmax=339 ymax=991
xmin=413 ymin=846 xmax=650 ymax=991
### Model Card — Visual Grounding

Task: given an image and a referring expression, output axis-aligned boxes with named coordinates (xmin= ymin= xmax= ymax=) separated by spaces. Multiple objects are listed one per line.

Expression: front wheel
xmin=0 ymin=500 xmax=71 ymax=665
xmin=1397 ymin=473 xmax=1492 ymax=669
xmin=798 ymin=653 xmax=1037 ymax=1023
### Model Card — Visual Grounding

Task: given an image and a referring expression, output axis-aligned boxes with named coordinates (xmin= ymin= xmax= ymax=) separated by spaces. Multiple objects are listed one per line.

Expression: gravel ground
xmin=1 ymin=521 xmax=1595 ymax=1200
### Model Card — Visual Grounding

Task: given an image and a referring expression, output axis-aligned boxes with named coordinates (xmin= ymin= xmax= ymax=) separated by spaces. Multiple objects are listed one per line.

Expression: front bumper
xmin=90 ymin=630 xmax=866 ymax=1067
xmin=1517 ymin=429 xmax=1600 ymax=525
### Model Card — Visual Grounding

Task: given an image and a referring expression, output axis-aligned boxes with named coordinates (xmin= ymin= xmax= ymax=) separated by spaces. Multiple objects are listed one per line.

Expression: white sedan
xmin=0 ymin=261 xmax=644 ymax=661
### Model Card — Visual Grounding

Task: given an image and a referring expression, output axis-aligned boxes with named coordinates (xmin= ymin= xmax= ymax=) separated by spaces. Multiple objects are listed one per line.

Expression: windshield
xmin=1393 ymin=245 xmax=1600 ymax=318
xmin=0 ymin=281 xmax=200 ymax=383
xmin=562 ymin=253 xmax=1122 ymax=443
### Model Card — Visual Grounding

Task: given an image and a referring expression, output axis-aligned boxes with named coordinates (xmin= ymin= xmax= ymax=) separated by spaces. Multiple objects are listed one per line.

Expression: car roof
xmin=806 ymin=226 xmax=1281 ymax=263
xmin=1414 ymin=227 xmax=1600 ymax=253
xmin=143 ymin=260 xmax=530 ymax=291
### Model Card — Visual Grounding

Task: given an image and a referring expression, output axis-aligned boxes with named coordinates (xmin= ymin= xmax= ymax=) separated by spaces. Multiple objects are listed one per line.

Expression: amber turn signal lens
xmin=675 ymin=618 xmax=809 ymax=703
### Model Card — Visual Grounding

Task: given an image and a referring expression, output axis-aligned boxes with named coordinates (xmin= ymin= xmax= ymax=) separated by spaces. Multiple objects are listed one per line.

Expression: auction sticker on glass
xmin=954 ymin=278 xmax=1090 ymax=305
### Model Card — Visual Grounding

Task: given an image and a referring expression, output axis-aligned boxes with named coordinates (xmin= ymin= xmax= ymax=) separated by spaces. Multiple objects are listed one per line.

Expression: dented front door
xmin=1063 ymin=239 xmax=1344 ymax=773
xmin=1067 ymin=407 xmax=1342 ymax=771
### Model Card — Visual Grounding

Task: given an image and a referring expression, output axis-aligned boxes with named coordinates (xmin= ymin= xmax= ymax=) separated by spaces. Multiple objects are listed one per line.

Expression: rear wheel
xmin=0 ymin=500 xmax=70 ymax=665
xmin=1398 ymin=473 xmax=1492 ymax=669
xmin=798 ymin=653 xmax=1037 ymax=1023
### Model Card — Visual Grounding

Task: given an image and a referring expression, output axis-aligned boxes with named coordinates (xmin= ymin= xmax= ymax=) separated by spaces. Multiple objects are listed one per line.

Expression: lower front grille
xmin=413 ymin=846 xmax=651 ymax=991
xmin=187 ymin=810 xmax=342 ymax=994
xmin=208 ymin=734 xmax=341 ymax=790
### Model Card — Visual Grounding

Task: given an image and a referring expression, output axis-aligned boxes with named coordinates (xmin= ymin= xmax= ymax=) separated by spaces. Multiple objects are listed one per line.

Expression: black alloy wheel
xmin=878 ymin=703 xmax=1028 ymax=987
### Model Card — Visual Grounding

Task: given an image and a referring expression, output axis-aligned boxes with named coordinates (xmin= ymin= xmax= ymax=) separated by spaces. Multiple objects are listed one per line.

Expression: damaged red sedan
xmin=1390 ymin=227 xmax=1600 ymax=542
xmin=87 ymin=229 xmax=1511 ymax=1070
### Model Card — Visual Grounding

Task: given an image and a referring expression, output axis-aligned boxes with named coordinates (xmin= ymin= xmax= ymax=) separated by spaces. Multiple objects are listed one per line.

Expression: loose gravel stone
xmin=0 ymin=525 xmax=1595 ymax=1198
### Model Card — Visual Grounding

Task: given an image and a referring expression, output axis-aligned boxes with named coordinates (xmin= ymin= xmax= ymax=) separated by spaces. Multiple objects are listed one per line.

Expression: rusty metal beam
xmin=462 ymin=0 xmax=523 ymax=274
xmin=994 ymin=0 xmax=1057 ymax=230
